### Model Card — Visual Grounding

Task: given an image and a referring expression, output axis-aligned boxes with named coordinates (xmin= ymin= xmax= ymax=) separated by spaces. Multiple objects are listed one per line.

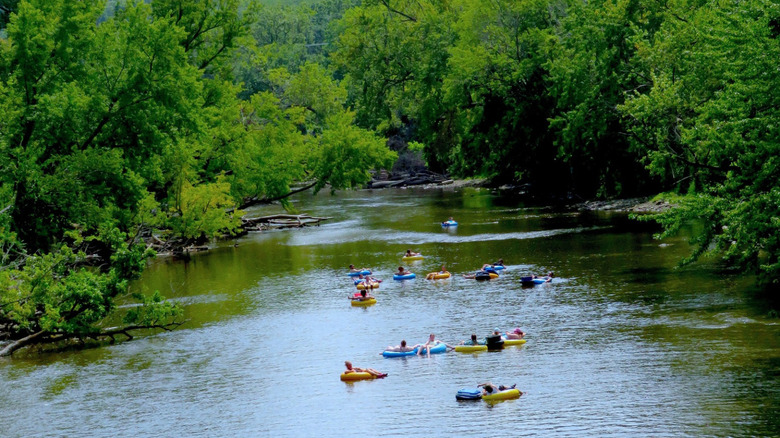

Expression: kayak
xmin=340 ymin=372 xmax=386 ymax=381
xmin=401 ymin=255 xmax=424 ymax=261
xmin=426 ymin=272 xmax=451 ymax=280
xmin=393 ymin=273 xmax=416 ymax=280
xmin=441 ymin=220 xmax=458 ymax=227
xmin=481 ymin=388 xmax=521 ymax=401
xmin=350 ymin=298 xmax=376 ymax=306
xmin=454 ymin=345 xmax=487 ymax=353
xmin=347 ymin=270 xmax=372 ymax=277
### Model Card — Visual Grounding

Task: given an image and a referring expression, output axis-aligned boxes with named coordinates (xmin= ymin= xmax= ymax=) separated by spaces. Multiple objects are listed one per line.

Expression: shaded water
xmin=3 ymin=188 xmax=779 ymax=437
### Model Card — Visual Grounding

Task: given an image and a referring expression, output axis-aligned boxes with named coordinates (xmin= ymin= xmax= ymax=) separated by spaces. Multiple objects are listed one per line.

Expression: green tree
xmin=546 ymin=0 xmax=663 ymax=197
xmin=622 ymin=0 xmax=780 ymax=285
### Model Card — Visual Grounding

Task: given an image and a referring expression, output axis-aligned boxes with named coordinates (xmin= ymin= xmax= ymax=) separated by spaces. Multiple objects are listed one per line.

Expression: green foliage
xmin=623 ymin=0 xmax=780 ymax=284
xmin=169 ymin=177 xmax=244 ymax=239
xmin=312 ymin=110 xmax=398 ymax=192
xmin=332 ymin=0 xmax=455 ymax=170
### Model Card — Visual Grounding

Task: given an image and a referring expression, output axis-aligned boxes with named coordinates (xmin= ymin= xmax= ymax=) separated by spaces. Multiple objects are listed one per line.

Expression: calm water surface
xmin=3 ymin=188 xmax=779 ymax=437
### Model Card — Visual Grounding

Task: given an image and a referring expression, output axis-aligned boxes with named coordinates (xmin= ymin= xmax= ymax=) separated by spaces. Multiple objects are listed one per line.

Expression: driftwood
xmin=242 ymin=214 xmax=332 ymax=230
xmin=367 ymin=170 xmax=450 ymax=189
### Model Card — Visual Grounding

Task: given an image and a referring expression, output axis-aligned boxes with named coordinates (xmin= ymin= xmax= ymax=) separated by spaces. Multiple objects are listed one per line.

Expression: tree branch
xmin=238 ymin=180 xmax=318 ymax=210
xmin=0 ymin=330 xmax=45 ymax=357
xmin=377 ymin=0 xmax=417 ymax=22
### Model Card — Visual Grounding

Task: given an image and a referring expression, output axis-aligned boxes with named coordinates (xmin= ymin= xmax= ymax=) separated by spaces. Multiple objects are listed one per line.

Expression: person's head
xmin=398 ymin=266 xmax=404 ymax=272
xmin=484 ymin=384 xmax=494 ymax=392
xmin=349 ymin=264 xmax=355 ymax=269
xmin=401 ymin=340 xmax=407 ymax=347
xmin=548 ymin=271 xmax=554 ymax=277
xmin=498 ymin=259 xmax=504 ymax=264
xmin=494 ymin=328 xmax=500 ymax=335
xmin=360 ymin=290 xmax=367 ymax=297
xmin=358 ymin=274 xmax=364 ymax=279
xmin=345 ymin=361 xmax=353 ymax=369
xmin=471 ymin=334 xmax=477 ymax=342
xmin=449 ymin=217 xmax=453 ymax=220
xmin=429 ymin=333 xmax=436 ymax=341
xmin=406 ymin=249 xmax=411 ymax=254
xmin=441 ymin=265 xmax=446 ymax=271
xmin=513 ymin=328 xmax=523 ymax=334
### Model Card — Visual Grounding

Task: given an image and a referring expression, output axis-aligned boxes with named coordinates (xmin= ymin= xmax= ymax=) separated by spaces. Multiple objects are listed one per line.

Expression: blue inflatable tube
xmin=416 ymin=342 xmax=447 ymax=354
xmin=382 ymin=349 xmax=418 ymax=358
xmin=441 ymin=220 xmax=458 ymax=227
xmin=393 ymin=273 xmax=416 ymax=280
xmin=382 ymin=342 xmax=447 ymax=357
xmin=456 ymin=388 xmax=482 ymax=400
xmin=347 ymin=270 xmax=372 ymax=277
xmin=491 ymin=265 xmax=505 ymax=270
xmin=521 ymin=276 xmax=550 ymax=284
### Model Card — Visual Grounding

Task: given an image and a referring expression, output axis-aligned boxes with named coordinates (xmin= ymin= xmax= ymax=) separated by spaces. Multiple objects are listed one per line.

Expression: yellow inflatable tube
xmin=356 ymin=282 xmax=380 ymax=290
xmin=351 ymin=298 xmax=376 ymax=306
xmin=482 ymin=388 xmax=521 ymax=401
xmin=454 ymin=345 xmax=487 ymax=353
xmin=502 ymin=339 xmax=526 ymax=346
xmin=340 ymin=372 xmax=375 ymax=381
xmin=426 ymin=272 xmax=451 ymax=280
xmin=401 ymin=255 xmax=424 ymax=261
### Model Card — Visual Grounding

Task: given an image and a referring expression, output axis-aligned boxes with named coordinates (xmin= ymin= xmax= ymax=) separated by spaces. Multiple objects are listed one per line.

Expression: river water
xmin=3 ymin=188 xmax=779 ymax=437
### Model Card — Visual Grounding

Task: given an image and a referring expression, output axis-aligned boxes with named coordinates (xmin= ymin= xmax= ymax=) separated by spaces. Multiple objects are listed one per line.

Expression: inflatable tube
xmin=426 ymin=272 xmax=451 ymax=280
xmin=340 ymin=372 xmax=376 ymax=381
xmin=533 ymin=277 xmax=551 ymax=284
xmin=350 ymin=298 xmax=376 ymax=306
xmin=474 ymin=272 xmax=498 ymax=281
xmin=456 ymin=388 xmax=482 ymax=400
xmin=401 ymin=255 xmax=424 ymax=261
xmin=416 ymin=342 xmax=447 ymax=355
xmin=481 ymin=388 xmax=521 ymax=401
xmin=521 ymin=276 xmax=550 ymax=284
xmin=474 ymin=272 xmax=491 ymax=281
xmin=441 ymin=220 xmax=458 ymax=227
xmin=454 ymin=345 xmax=488 ymax=353
xmin=356 ymin=282 xmax=380 ymax=290
xmin=491 ymin=265 xmax=506 ymax=270
xmin=502 ymin=338 xmax=526 ymax=346
xmin=382 ymin=349 xmax=418 ymax=358
xmin=382 ymin=342 xmax=446 ymax=357
xmin=347 ymin=270 xmax=372 ymax=277
xmin=393 ymin=273 xmax=416 ymax=280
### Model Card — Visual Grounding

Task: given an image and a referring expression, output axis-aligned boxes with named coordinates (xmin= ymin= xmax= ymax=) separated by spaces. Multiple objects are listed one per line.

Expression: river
xmin=2 ymin=187 xmax=779 ymax=437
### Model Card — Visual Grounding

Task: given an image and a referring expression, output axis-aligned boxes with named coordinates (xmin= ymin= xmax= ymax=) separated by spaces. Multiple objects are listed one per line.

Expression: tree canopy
xmin=0 ymin=0 xmax=395 ymax=356
xmin=2 ymin=0 xmax=778 ymax=356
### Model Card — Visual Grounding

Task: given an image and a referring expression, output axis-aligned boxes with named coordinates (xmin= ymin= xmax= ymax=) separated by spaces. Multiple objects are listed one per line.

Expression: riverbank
xmin=572 ymin=197 xmax=675 ymax=213
xmin=373 ymin=175 xmax=675 ymax=214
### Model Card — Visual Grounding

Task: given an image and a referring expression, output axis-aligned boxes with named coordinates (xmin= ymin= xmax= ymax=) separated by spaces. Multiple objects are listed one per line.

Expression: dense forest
xmin=1 ymin=0 xmax=777 ymax=355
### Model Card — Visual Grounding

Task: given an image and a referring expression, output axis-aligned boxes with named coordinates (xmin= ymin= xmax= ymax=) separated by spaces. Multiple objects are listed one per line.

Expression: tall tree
xmin=622 ymin=0 xmax=780 ymax=285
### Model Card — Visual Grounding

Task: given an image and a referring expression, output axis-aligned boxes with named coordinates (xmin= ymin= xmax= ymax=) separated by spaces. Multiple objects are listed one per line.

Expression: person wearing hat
xmin=506 ymin=327 xmax=525 ymax=340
